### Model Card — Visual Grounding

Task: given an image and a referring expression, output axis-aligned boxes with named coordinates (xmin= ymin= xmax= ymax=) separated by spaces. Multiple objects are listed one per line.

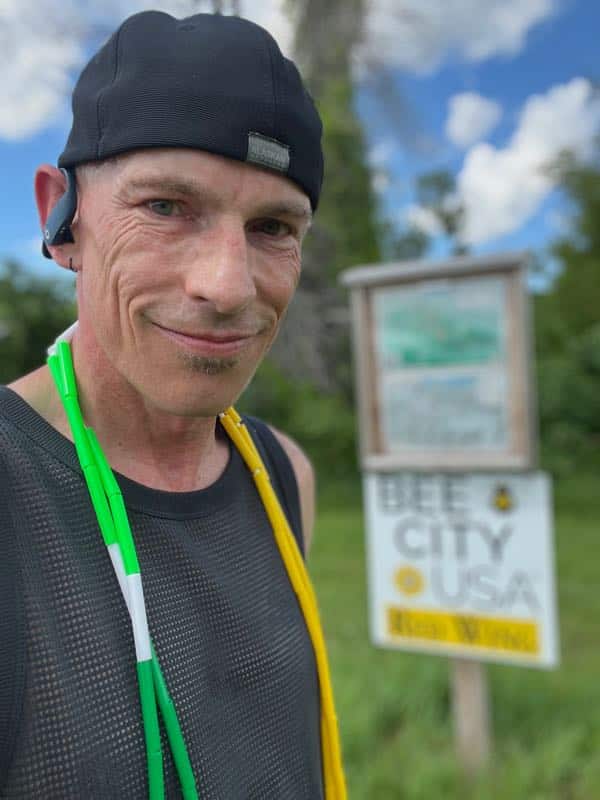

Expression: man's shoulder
xmin=0 ymin=385 xmax=25 ymax=444
xmin=249 ymin=420 xmax=315 ymax=555
xmin=266 ymin=426 xmax=313 ymax=487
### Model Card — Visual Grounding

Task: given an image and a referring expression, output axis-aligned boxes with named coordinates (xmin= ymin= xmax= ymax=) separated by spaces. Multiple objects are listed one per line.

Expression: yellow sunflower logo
xmin=394 ymin=565 xmax=425 ymax=597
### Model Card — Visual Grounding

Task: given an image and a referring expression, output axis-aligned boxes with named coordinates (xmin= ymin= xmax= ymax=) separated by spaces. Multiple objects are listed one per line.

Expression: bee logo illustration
xmin=492 ymin=485 xmax=514 ymax=513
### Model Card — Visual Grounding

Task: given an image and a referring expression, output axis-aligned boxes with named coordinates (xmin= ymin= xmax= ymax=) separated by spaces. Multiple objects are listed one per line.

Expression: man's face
xmin=73 ymin=148 xmax=312 ymax=416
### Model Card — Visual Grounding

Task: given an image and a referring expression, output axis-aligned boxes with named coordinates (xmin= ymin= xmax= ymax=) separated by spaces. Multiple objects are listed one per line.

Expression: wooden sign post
xmin=340 ymin=253 xmax=559 ymax=774
xmin=451 ymin=659 xmax=491 ymax=773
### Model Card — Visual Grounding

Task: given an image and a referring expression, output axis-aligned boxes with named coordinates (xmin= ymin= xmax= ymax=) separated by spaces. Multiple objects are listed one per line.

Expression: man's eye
xmin=147 ymin=199 xmax=179 ymax=217
xmin=256 ymin=219 xmax=292 ymax=237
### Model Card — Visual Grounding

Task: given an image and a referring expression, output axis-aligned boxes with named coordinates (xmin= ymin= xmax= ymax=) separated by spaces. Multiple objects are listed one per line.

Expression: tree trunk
xmin=267 ymin=0 xmax=380 ymax=394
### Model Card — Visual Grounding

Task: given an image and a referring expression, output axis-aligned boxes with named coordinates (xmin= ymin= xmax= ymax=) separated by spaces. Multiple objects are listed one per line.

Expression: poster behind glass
xmin=372 ymin=274 xmax=510 ymax=454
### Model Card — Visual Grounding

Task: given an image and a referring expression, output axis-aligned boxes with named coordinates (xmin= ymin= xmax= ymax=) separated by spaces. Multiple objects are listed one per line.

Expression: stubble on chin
xmin=177 ymin=350 xmax=239 ymax=376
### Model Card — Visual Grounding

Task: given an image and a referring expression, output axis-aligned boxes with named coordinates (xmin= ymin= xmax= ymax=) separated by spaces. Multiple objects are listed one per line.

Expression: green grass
xmin=309 ymin=473 xmax=600 ymax=799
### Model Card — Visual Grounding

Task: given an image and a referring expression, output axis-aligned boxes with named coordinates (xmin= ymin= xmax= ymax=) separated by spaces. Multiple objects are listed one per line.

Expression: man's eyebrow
xmin=254 ymin=201 xmax=313 ymax=224
xmin=125 ymin=177 xmax=213 ymax=199
xmin=124 ymin=177 xmax=312 ymax=223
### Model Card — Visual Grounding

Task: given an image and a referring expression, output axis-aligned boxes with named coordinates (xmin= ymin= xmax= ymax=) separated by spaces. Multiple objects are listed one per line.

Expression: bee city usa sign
xmin=364 ymin=471 xmax=559 ymax=667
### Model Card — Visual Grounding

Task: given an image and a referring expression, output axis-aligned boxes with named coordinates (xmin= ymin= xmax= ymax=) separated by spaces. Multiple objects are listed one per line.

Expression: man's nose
xmin=184 ymin=221 xmax=257 ymax=315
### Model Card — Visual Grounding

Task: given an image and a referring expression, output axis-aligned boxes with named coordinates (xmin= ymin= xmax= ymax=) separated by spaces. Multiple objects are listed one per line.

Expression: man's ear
xmin=35 ymin=165 xmax=80 ymax=270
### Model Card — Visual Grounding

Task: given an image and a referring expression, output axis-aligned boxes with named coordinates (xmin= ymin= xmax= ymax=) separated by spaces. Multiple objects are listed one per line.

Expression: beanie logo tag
xmin=247 ymin=132 xmax=290 ymax=173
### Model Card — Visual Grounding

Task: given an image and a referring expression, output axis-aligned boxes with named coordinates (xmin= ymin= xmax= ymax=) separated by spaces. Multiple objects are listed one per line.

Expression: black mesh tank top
xmin=0 ymin=387 xmax=323 ymax=799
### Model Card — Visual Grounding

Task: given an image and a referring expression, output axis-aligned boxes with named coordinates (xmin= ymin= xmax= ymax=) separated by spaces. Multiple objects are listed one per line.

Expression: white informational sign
xmin=372 ymin=275 xmax=510 ymax=452
xmin=364 ymin=471 xmax=559 ymax=668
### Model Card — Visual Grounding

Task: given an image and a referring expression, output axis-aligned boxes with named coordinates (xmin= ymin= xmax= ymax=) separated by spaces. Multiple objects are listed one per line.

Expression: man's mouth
xmin=152 ymin=322 xmax=256 ymax=357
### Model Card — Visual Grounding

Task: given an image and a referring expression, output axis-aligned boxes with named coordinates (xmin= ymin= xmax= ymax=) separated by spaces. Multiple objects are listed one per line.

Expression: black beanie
xmin=58 ymin=11 xmax=324 ymax=209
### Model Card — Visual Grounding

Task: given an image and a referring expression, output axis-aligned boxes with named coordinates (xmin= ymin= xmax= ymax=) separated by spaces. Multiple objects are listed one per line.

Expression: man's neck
xmin=8 ymin=337 xmax=230 ymax=493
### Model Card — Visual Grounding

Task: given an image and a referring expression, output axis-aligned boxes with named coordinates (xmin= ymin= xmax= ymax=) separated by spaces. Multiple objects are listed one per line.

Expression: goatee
xmin=178 ymin=351 xmax=238 ymax=375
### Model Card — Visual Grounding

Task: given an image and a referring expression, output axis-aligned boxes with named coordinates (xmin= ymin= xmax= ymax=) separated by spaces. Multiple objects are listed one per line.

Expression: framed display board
xmin=341 ymin=253 xmax=537 ymax=471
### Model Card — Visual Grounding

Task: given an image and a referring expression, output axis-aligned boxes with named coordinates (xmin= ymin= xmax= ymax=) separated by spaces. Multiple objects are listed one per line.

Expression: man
xmin=0 ymin=10 xmax=345 ymax=799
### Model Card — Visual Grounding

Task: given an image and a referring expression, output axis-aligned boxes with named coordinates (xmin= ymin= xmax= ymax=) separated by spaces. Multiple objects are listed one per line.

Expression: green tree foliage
xmin=290 ymin=0 xmax=381 ymax=285
xmin=534 ymin=148 xmax=600 ymax=473
xmin=240 ymin=360 xmax=357 ymax=477
xmin=545 ymin=150 xmax=600 ymax=337
xmin=0 ymin=260 xmax=76 ymax=384
xmin=415 ymin=169 xmax=467 ymax=255
xmin=386 ymin=225 xmax=429 ymax=261
xmin=311 ymin=76 xmax=381 ymax=284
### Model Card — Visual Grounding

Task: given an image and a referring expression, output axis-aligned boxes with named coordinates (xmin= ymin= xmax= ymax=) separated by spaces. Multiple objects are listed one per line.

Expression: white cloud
xmin=1 ymin=0 xmax=557 ymax=141
xmin=356 ymin=0 xmax=556 ymax=75
xmin=93 ymin=1 xmax=295 ymax=56
xmin=404 ymin=205 xmax=444 ymax=237
xmin=368 ymin=138 xmax=396 ymax=168
xmin=446 ymin=92 xmax=502 ymax=148
xmin=0 ymin=0 xmax=293 ymax=142
xmin=368 ymin=140 xmax=399 ymax=194
xmin=457 ymin=78 xmax=600 ymax=245
xmin=368 ymin=139 xmax=397 ymax=194
xmin=128 ymin=0 xmax=294 ymax=54
xmin=371 ymin=171 xmax=390 ymax=194
xmin=0 ymin=0 xmax=84 ymax=139
xmin=239 ymin=0 xmax=293 ymax=55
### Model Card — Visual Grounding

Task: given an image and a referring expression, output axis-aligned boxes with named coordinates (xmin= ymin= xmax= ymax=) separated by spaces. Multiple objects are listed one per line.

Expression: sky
xmin=1 ymin=0 xmax=598 ymax=285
